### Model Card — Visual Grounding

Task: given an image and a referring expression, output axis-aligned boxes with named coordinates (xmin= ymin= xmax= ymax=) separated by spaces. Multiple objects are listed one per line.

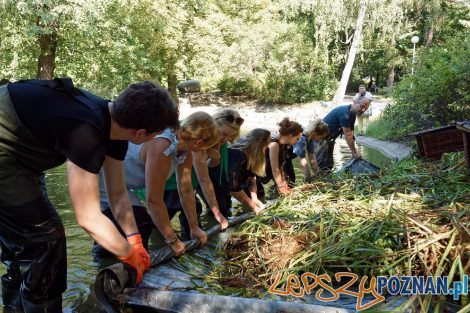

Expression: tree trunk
xmin=425 ymin=24 xmax=434 ymax=47
xmin=386 ymin=66 xmax=395 ymax=88
xmin=333 ymin=0 xmax=368 ymax=104
xmin=167 ymin=69 xmax=179 ymax=106
xmin=36 ymin=16 xmax=58 ymax=80
xmin=386 ymin=33 xmax=396 ymax=88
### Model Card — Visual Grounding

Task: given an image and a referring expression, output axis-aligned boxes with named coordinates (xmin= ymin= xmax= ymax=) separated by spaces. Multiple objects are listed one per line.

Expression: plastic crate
xmin=413 ymin=125 xmax=464 ymax=160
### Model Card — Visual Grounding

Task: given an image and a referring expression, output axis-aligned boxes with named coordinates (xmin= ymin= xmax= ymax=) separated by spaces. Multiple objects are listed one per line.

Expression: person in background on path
xmin=96 ymin=112 xmax=220 ymax=258
xmin=0 ymin=79 xmax=178 ymax=312
xmin=368 ymin=80 xmax=378 ymax=92
xmin=316 ymin=96 xmax=371 ymax=171
xmin=291 ymin=119 xmax=329 ymax=183
xmin=257 ymin=118 xmax=303 ymax=197
xmin=228 ymin=128 xmax=271 ymax=214
xmin=354 ymin=85 xmax=373 ymax=136
xmin=197 ymin=108 xmax=243 ymax=219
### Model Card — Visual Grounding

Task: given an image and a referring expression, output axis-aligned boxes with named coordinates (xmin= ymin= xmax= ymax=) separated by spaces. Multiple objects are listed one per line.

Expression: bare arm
xmin=141 ymin=139 xmax=182 ymax=247
xmin=176 ymin=153 xmax=208 ymax=245
xmin=247 ymin=176 xmax=264 ymax=212
xmin=308 ymin=153 xmax=320 ymax=172
xmin=231 ymin=190 xmax=259 ymax=213
xmin=342 ymin=127 xmax=361 ymax=159
xmin=231 ymin=177 xmax=263 ymax=214
xmin=68 ymin=160 xmax=130 ymax=257
xmin=268 ymin=142 xmax=283 ymax=187
xmin=192 ymin=151 xmax=228 ymax=229
xmin=102 ymin=156 xmax=138 ymax=237
xmin=298 ymin=157 xmax=311 ymax=178
xmin=246 ymin=176 xmax=259 ymax=203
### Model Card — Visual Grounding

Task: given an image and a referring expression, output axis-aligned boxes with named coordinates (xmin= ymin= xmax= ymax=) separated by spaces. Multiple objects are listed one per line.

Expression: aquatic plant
xmin=217 ymin=152 xmax=470 ymax=311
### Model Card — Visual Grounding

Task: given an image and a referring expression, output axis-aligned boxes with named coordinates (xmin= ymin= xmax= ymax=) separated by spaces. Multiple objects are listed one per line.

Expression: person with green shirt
xmin=96 ymin=112 xmax=220 ymax=257
xmin=197 ymin=108 xmax=244 ymax=218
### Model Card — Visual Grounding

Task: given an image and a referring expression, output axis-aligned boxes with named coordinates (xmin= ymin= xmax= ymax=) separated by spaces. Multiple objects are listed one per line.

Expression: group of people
xmin=0 ymin=78 xmax=372 ymax=312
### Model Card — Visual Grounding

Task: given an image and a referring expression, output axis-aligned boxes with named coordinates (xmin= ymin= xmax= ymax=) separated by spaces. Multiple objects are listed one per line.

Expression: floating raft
xmin=94 ymin=209 xmax=351 ymax=313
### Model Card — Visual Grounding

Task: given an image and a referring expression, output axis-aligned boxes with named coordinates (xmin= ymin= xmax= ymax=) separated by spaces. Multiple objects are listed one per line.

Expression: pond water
xmin=0 ymin=139 xmax=390 ymax=312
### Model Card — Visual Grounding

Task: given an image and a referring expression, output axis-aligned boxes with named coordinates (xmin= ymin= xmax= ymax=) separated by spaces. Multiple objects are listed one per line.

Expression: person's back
xmin=0 ymin=78 xmax=179 ymax=312
xmin=317 ymin=102 xmax=365 ymax=171
xmin=7 ymin=79 xmax=119 ymax=174
xmin=323 ymin=104 xmax=355 ymax=138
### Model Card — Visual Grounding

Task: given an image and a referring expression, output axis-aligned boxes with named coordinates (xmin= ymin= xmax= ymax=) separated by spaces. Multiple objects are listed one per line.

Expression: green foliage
xmin=1 ymin=0 xmax=469 ymax=105
xmin=217 ymin=75 xmax=260 ymax=97
xmin=366 ymin=102 xmax=433 ymax=141
xmin=261 ymin=71 xmax=337 ymax=104
xmin=396 ymin=35 xmax=470 ymax=124
xmin=369 ymin=35 xmax=470 ymax=140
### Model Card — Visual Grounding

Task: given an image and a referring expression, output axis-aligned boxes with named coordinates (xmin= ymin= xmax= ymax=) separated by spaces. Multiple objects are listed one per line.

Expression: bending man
xmin=0 ymin=79 xmax=178 ymax=312
xmin=316 ymin=96 xmax=370 ymax=170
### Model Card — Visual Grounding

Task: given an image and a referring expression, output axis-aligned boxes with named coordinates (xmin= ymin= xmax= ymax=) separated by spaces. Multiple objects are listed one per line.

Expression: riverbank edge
xmin=356 ymin=136 xmax=412 ymax=160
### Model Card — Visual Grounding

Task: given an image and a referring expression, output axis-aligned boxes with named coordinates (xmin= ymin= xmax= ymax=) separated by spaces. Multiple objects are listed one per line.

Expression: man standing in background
xmin=355 ymin=85 xmax=373 ymax=136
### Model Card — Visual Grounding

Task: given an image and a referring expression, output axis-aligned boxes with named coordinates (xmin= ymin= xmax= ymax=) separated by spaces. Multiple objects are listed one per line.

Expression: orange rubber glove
xmin=127 ymin=233 xmax=151 ymax=271
xmin=118 ymin=245 xmax=145 ymax=286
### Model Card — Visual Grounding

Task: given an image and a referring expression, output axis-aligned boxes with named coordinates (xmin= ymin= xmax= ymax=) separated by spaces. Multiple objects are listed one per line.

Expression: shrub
xmin=369 ymin=35 xmax=470 ymax=140
xmin=260 ymin=71 xmax=336 ymax=104
xmin=217 ymin=75 xmax=260 ymax=97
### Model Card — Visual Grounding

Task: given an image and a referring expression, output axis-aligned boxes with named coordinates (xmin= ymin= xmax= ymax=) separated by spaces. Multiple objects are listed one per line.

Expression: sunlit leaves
xmin=0 ymin=0 xmax=469 ymax=103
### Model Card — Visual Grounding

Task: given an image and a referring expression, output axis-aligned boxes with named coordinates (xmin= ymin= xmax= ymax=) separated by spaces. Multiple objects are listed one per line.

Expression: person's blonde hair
xmin=179 ymin=111 xmax=221 ymax=150
xmin=213 ymin=108 xmax=242 ymax=140
xmin=304 ymin=118 xmax=329 ymax=140
xmin=231 ymin=128 xmax=270 ymax=176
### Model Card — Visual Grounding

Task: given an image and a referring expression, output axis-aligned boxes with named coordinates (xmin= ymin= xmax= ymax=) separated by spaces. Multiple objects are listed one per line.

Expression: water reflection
xmin=44 ymin=166 xmax=101 ymax=313
xmin=0 ymin=140 xmax=390 ymax=312
xmin=334 ymin=138 xmax=391 ymax=171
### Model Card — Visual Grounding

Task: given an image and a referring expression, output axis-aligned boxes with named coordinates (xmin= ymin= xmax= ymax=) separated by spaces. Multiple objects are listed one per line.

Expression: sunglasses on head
xmin=219 ymin=114 xmax=244 ymax=126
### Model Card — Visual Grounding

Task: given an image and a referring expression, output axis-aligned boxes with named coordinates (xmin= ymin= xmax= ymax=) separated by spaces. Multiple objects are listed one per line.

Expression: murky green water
xmin=0 ymin=139 xmax=390 ymax=312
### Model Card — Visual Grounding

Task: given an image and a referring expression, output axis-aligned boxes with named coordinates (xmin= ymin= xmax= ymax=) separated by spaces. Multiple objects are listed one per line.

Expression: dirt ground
xmin=178 ymin=92 xmax=392 ymax=132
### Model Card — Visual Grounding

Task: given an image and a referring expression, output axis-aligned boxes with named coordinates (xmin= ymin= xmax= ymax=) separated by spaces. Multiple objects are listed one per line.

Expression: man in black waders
xmin=0 ymin=78 xmax=179 ymax=312
xmin=316 ymin=96 xmax=371 ymax=170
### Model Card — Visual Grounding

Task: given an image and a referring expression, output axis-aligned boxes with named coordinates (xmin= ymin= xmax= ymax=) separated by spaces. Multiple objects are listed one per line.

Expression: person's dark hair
xmin=112 ymin=81 xmax=179 ymax=133
xmin=278 ymin=117 xmax=303 ymax=136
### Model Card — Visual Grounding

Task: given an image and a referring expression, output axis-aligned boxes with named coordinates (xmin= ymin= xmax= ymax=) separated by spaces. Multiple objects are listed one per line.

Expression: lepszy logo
xmin=268 ymin=272 xmax=469 ymax=311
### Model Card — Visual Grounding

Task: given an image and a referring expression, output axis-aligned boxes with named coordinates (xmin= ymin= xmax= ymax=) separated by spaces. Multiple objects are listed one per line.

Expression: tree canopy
xmin=1 ymin=0 xmax=469 ymax=109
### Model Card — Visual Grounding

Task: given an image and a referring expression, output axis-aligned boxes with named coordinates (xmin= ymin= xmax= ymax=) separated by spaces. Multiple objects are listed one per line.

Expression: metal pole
xmin=412 ymin=43 xmax=416 ymax=74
